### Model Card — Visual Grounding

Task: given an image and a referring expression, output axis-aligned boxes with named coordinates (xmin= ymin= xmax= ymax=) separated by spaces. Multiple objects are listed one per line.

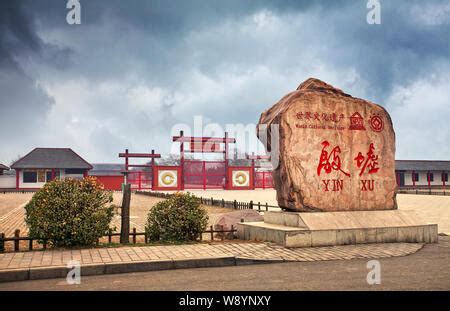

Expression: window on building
xmin=37 ymin=170 xmax=46 ymax=183
xmin=46 ymin=171 xmax=53 ymax=182
xmin=428 ymin=173 xmax=434 ymax=182
xmin=443 ymin=173 xmax=449 ymax=182
xmin=23 ymin=171 xmax=37 ymax=183
xmin=65 ymin=169 xmax=85 ymax=175
xmin=413 ymin=173 xmax=419 ymax=182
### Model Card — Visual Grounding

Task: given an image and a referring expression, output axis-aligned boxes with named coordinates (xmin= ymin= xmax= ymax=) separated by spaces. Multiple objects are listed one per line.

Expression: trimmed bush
xmin=145 ymin=192 xmax=209 ymax=242
xmin=25 ymin=177 xmax=114 ymax=247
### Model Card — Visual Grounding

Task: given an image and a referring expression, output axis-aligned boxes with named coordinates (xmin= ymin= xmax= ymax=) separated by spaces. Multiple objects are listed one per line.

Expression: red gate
xmin=119 ymin=149 xmax=161 ymax=191
xmin=183 ymin=160 xmax=226 ymax=190
xmin=255 ymin=172 xmax=274 ymax=189
xmin=128 ymin=171 xmax=152 ymax=190
xmin=173 ymin=131 xmax=235 ymax=190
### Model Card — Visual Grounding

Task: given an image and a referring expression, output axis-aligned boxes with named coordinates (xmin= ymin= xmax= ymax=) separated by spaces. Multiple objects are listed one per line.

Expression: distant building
xmin=10 ymin=148 xmax=92 ymax=190
xmin=0 ymin=164 xmax=9 ymax=175
xmin=0 ymin=164 xmax=15 ymax=189
xmin=395 ymin=160 xmax=450 ymax=189
xmin=89 ymin=163 xmax=125 ymax=191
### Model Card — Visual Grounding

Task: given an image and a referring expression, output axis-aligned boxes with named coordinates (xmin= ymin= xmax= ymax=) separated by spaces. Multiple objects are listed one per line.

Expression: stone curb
xmin=0 ymin=256 xmax=280 ymax=283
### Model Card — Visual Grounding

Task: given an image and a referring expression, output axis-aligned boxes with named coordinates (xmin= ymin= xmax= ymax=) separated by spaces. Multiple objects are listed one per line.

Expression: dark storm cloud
xmin=0 ymin=1 xmax=74 ymax=163
xmin=0 ymin=0 xmax=449 ymax=163
xmin=0 ymin=1 xmax=52 ymax=148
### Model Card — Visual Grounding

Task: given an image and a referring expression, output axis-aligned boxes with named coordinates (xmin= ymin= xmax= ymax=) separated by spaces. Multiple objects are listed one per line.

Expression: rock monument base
xmin=237 ymin=210 xmax=438 ymax=248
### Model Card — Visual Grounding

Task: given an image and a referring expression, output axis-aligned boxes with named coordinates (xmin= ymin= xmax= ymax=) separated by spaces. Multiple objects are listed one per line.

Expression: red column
xmin=224 ymin=132 xmax=229 ymax=190
xmin=124 ymin=149 xmax=129 ymax=184
xmin=16 ymin=169 xmax=20 ymax=190
xmin=138 ymin=171 xmax=142 ymax=190
xmin=443 ymin=171 xmax=446 ymax=188
xmin=202 ymin=161 xmax=206 ymax=190
xmin=151 ymin=149 xmax=155 ymax=190
xmin=412 ymin=170 xmax=416 ymax=188
xmin=427 ymin=171 xmax=431 ymax=188
xmin=83 ymin=170 xmax=88 ymax=178
xmin=51 ymin=169 xmax=55 ymax=181
xmin=180 ymin=131 xmax=184 ymax=190
xmin=251 ymin=153 xmax=255 ymax=190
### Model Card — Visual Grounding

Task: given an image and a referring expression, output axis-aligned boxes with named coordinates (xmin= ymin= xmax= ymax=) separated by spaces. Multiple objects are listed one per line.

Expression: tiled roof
xmin=10 ymin=148 xmax=92 ymax=170
xmin=89 ymin=163 xmax=125 ymax=176
xmin=396 ymin=160 xmax=450 ymax=171
xmin=0 ymin=164 xmax=9 ymax=170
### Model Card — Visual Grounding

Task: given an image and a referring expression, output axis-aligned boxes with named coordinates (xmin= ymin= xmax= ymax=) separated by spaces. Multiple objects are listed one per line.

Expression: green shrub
xmin=145 ymin=192 xmax=209 ymax=242
xmin=25 ymin=177 xmax=114 ymax=247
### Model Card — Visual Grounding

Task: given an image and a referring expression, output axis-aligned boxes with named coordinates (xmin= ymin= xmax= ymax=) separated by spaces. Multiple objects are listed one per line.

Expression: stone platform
xmin=237 ymin=210 xmax=438 ymax=248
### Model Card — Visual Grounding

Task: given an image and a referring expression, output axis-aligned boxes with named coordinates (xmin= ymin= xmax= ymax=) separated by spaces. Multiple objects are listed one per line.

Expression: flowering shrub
xmin=145 ymin=192 xmax=208 ymax=242
xmin=25 ymin=177 xmax=114 ymax=247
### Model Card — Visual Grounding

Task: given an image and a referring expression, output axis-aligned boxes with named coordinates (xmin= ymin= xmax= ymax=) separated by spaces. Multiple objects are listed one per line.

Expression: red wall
xmin=93 ymin=176 xmax=123 ymax=191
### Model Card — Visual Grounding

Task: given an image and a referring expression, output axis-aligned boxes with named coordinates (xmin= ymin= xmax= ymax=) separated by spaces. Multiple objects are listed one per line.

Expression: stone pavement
xmin=0 ymin=241 xmax=423 ymax=282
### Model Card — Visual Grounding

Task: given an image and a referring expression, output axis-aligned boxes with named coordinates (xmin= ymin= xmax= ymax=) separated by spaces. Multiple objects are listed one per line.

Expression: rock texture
xmin=258 ymin=78 xmax=397 ymax=212
xmin=214 ymin=210 xmax=263 ymax=238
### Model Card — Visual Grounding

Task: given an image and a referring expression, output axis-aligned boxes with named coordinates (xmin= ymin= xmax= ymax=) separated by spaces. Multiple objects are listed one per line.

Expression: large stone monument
xmin=237 ymin=78 xmax=438 ymax=247
xmin=258 ymin=78 xmax=397 ymax=212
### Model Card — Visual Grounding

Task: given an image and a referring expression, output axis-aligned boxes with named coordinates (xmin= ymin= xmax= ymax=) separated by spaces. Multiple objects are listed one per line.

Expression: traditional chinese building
xmin=0 ymin=164 xmax=16 ymax=189
xmin=395 ymin=160 xmax=450 ymax=189
xmin=89 ymin=163 xmax=125 ymax=191
xmin=10 ymin=148 xmax=93 ymax=190
xmin=0 ymin=164 xmax=9 ymax=175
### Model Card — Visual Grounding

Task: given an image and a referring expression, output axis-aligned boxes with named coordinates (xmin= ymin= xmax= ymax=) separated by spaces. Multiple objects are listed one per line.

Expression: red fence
xmin=128 ymin=171 xmax=152 ymax=190
xmin=255 ymin=171 xmax=274 ymax=189
xmin=183 ymin=160 xmax=226 ymax=190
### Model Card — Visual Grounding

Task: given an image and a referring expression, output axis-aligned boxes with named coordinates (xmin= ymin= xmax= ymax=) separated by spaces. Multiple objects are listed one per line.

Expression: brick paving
xmin=0 ymin=242 xmax=423 ymax=272
xmin=0 ymin=193 xmax=235 ymax=237
xmin=0 ymin=204 xmax=27 ymax=236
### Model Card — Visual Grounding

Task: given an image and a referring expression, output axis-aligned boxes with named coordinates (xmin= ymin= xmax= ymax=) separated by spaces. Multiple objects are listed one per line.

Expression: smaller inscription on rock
xmin=258 ymin=78 xmax=397 ymax=212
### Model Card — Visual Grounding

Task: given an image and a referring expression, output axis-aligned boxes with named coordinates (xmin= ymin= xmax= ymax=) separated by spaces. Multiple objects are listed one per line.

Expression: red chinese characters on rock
xmin=317 ymin=141 xmax=351 ymax=177
xmin=317 ymin=141 xmax=380 ymax=192
xmin=296 ymin=112 xmax=344 ymax=123
xmin=354 ymin=143 xmax=380 ymax=176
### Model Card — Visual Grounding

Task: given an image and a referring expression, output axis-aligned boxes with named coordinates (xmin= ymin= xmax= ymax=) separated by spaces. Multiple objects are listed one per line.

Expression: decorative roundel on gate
xmin=158 ymin=170 xmax=178 ymax=188
xmin=232 ymin=170 xmax=250 ymax=187
xmin=369 ymin=114 xmax=384 ymax=132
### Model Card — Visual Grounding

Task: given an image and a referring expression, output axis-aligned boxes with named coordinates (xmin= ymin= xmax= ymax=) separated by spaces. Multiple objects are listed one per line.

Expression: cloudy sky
xmin=1 ymin=0 xmax=450 ymax=164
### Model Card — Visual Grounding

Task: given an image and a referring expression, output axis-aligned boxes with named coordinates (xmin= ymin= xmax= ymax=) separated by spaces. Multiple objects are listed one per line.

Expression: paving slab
xmin=0 ymin=241 xmax=424 ymax=283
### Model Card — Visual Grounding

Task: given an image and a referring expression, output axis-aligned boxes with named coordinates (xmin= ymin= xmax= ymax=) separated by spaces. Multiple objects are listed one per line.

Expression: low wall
xmin=92 ymin=175 xmax=123 ymax=191
xmin=0 ymin=175 xmax=15 ymax=189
